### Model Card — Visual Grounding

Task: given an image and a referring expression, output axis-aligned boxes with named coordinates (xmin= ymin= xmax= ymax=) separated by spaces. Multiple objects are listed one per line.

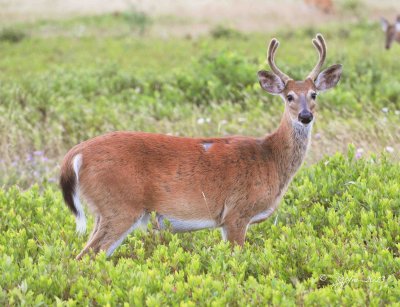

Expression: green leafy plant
xmin=0 ymin=27 xmax=27 ymax=43
xmin=210 ymin=25 xmax=244 ymax=39
xmin=0 ymin=153 xmax=399 ymax=305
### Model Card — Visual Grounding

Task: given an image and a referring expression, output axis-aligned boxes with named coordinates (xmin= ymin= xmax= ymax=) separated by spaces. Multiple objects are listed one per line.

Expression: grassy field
xmin=0 ymin=4 xmax=400 ymax=305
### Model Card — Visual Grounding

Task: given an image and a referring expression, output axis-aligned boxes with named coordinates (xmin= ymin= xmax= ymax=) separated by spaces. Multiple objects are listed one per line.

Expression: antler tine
xmin=267 ymin=38 xmax=291 ymax=83
xmin=307 ymin=33 xmax=327 ymax=81
xmin=312 ymin=38 xmax=322 ymax=54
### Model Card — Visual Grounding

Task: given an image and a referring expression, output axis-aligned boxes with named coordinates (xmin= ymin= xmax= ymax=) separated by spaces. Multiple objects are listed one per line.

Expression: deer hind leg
xmin=75 ymin=216 xmax=106 ymax=260
xmin=76 ymin=209 xmax=145 ymax=260
xmin=75 ymin=215 xmax=101 ymax=259
xmin=88 ymin=215 xmax=101 ymax=242
xmin=99 ymin=211 xmax=147 ymax=257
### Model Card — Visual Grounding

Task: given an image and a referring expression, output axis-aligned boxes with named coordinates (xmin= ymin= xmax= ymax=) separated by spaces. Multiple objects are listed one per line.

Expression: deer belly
xmin=156 ymin=214 xmax=216 ymax=232
xmin=250 ymin=207 xmax=275 ymax=223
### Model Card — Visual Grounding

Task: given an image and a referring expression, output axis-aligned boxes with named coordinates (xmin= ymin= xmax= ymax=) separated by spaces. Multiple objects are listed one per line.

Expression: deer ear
xmin=257 ymin=70 xmax=285 ymax=94
xmin=396 ymin=17 xmax=400 ymax=31
xmin=381 ymin=18 xmax=389 ymax=31
xmin=315 ymin=64 xmax=342 ymax=91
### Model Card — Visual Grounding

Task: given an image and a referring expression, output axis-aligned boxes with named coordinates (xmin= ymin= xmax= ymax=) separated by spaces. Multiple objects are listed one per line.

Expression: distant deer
xmin=304 ymin=0 xmax=334 ymax=14
xmin=60 ymin=34 xmax=342 ymax=259
xmin=381 ymin=16 xmax=400 ymax=49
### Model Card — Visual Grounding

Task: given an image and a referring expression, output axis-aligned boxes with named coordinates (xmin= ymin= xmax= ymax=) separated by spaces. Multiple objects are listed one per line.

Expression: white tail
xmin=72 ymin=154 xmax=86 ymax=234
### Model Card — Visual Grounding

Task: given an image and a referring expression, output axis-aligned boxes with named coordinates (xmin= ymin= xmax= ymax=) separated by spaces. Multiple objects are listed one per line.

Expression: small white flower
xmin=238 ymin=117 xmax=246 ymax=123
xmin=75 ymin=25 xmax=86 ymax=37
xmin=385 ymin=146 xmax=394 ymax=153
xmin=18 ymin=280 xmax=28 ymax=293
xmin=197 ymin=118 xmax=205 ymax=125
xmin=381 ymin=107 xmax=389 ymax=113
xmin=355 ymin=148 xmax=364 ymax=159
xmin=395 ymin=110 xmax=400 ymax=115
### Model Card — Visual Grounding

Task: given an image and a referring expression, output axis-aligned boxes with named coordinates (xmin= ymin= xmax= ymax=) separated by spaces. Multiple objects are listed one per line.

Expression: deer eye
xmin=287 ymin=94 xmax=294 ymax=102
xmin=311 ymin=92 xmax=317 ymax=100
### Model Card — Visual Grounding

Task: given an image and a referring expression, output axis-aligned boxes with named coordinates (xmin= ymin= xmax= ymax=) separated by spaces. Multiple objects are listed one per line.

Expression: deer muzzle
xmin=298 ymin=110 xmax=314 ymax=124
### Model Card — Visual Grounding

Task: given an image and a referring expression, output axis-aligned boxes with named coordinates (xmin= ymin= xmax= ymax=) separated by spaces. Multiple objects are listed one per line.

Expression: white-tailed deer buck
xmin=381 ymin=16 xmax=400 ymax=49
xmin=60 ymin=34 xmax=342 ymax=259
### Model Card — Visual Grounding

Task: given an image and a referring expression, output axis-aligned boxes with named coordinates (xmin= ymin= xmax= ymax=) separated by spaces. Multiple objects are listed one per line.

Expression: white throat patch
xmin=292 ymin=120 xmax=313 ymax=140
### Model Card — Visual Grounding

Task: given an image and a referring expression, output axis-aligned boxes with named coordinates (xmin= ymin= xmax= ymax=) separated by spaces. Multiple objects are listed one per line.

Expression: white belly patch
xmin=156 ymin=214 xmax=216 ymax=232
xmin=250 ymin=208 xmax=275 ymax=224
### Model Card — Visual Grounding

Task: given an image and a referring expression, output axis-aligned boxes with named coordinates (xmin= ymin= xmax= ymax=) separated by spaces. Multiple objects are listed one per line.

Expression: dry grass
xmin=1 ymin=0 xmax=399 ymax=37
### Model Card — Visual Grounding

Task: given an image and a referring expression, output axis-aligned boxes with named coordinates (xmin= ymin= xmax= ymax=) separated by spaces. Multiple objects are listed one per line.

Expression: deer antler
xmin=307 ymin=33 xmax=327 ymax=81
xmin=268 ymin=38 xmax=291 ymax=83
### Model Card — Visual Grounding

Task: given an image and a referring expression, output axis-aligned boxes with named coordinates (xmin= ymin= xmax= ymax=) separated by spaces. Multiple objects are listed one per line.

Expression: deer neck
xmin=262 ymin=110 xmax=312 ymax=189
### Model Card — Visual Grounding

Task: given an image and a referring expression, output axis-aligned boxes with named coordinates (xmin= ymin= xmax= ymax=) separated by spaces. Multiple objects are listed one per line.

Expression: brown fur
xmin=382 ymin=17 xmax=400 ymax=49
xmin=59 ymin=162 xmax=77 ymax=216
xmin=61 ymin=110 xmax=307 ymax=258
xmin=60 ymin=34 xmax=341 ymax=259
xmin=304 ymin=0 xmax=333 ymax=14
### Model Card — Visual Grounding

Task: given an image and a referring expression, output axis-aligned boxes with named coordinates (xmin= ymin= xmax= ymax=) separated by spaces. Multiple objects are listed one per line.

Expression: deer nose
xmin=298 ymin=110 xmax=313 ymax=124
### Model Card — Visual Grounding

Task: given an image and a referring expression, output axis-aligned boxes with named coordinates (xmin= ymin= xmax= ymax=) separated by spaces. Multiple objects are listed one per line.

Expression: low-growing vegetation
xmin=0 ymin=27 xmax=27 ymax=43
xmin=0 ymin=6 xmax=399 ymax=305
xmin=0 ymin=152 xmax=399 ymax=305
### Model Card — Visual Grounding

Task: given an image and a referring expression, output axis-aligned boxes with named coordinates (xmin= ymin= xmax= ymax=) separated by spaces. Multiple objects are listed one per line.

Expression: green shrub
xmin=0 ymin=153 xmax=399 ymax=305
xmin=121 ymin=6 xmax=152 ymax=35
xmin=210 ymin=25 xmax=244 ymax=39
xmin=338 ymin=0 xmax=365 ymax=19
xmin=0 ymin=28 xmax=27 ymax=43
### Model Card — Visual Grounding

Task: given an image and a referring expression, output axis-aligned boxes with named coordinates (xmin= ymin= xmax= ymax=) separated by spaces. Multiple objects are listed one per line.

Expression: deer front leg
xmin=220 ymin=218 xmax=249 ymax=247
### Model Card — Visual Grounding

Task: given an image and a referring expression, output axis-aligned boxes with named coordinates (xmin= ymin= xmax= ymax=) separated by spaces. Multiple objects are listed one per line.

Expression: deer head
xmin=381 ymin=16 xmax=400 ymax=50
xmin=258 ymin=34 xmax=342 ymax=126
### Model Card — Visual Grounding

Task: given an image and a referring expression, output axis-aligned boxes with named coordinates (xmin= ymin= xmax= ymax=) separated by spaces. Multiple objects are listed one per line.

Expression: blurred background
xmin=0 ymin=0 xmax=399 ymax=34
xmin=0 ymin=0 xmax=399 ymax=188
